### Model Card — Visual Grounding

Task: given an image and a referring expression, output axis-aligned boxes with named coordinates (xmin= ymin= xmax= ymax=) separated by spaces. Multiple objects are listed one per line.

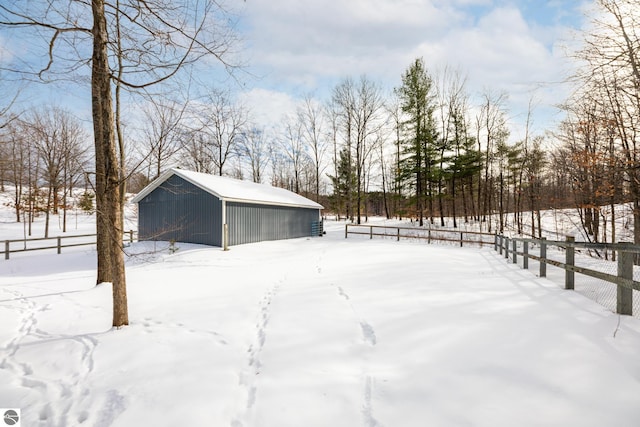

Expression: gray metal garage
xmin=132 ymin=168 xmax=323 ymax=247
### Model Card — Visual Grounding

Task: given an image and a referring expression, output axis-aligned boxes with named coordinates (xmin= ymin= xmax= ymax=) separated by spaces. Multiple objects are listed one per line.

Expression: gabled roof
xmin=131 ymin=168 xmax=324 ymax=210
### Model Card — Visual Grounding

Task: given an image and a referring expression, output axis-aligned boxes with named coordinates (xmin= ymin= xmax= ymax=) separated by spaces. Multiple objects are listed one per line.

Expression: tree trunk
xmin=45 ymin=185 xmax=52 ymax=239
xmin=611 ymin=201 xmax=616 ymax=261
xmin=452 ymin=176 xmax=457 ymax=228
xmin=438 ymin=183 xmax=445 ymax=227
xmin=499 ymin=172 xmax=504 ymax=233
xmin=357 ymin=164 xmax=362 ymax=225
xmin=92 ymin=4 xmax=112 ymax=286
xmin=462 ymin=179 xmax=469 ymax=223
xmin=634 ymin=199 xmax=640 ymax=246
xmin=92 ymin=0 xmax=128 ymax=327
xmin=13 ymin=184 xmax=21 ymax=223
xmin=380 ymin=149 xmax=390 ymax=219
xmin=530 ymin=191 xmax=536 ymax=238
xmin=536 ymin=206 xmax=542 ymax=239
xmin=63 ymin=167 xmax=68 ymax=233
xmin=469 ymin=175 xmax=477 ymax=222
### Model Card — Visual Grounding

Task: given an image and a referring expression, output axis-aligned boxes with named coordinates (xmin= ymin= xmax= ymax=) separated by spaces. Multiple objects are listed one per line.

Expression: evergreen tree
xmin=395 ymin=58 xmax=438 ymax=226
xmin=328 ymin=148 xmax=356 ymax=219
xmin=447 ymin=105 xmax=482 ymax=227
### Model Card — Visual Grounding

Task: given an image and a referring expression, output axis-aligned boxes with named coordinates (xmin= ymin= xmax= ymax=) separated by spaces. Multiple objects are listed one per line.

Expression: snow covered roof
xmin=132 ymin=168 xmax=324 ymax=210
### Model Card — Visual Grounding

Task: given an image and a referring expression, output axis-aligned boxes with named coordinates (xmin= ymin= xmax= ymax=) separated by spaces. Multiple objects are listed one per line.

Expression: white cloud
xmin=242 ymin=0 xmax=464 ymax=87
xmin=437 ymin=7 xmax=557 ymax=85
xmin=240 ymin=88 xmax=299 ymax=128
xmin=238 ymin=0 xmax=583 ymax=137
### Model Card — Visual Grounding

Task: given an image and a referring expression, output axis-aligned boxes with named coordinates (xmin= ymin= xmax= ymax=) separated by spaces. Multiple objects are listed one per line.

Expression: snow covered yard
xmin=2 ymin=228 xmax=640 ymax=426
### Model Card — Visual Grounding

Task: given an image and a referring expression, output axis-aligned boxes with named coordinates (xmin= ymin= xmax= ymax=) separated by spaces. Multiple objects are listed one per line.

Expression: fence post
xmin=460 ymin=232 xmax=463 ymax=248
xmin=565 ymin=235 xmax=575 ymax=290
xmin=4 ymin=241 xmax=8 ymax=260
xmin=523 ymin=241 xmax=529 ymax=269
xmin=512 ymin=239 xmax=517 ymax=264
xmin=617 ymin=249 xmax=633 ymax=316
xmin=540 ymin=238 xmax=547 ymax=277
xmin=397 ymin=228 xmax=400 ymax=242
xmin=57 ymin=236 xmax=62 ymax=255
xmin=370 ymin=226 xmax=373 ymax=240
xmin=129 ymin=230 xmax=134 ymax=243
xmin=499 ymin=235 xmax=503 ymax=255
xmin=504 ymin=237 xmax=509 ymax=259
xmin=494 ymin=234 xmax=498 ymax=251
xmin=428 ymin=229 xmax=431 ymax=244
xmin=345 ymin=224 xmax=348 ymax=239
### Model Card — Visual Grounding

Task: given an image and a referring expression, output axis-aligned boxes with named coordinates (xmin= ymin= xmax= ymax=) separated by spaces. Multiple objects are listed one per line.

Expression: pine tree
xmin=447 ymin=105 xmax=482 ymax=227
xmin=395 ymin=58 xmax=438 ymax=226
xmin=328 ymin=148 xmax=356 ymax=219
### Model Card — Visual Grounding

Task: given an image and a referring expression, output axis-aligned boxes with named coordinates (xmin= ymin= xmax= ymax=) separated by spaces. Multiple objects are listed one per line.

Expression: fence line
xmin=346 ymin=225 xmax=639 ymax=317
xmin=3 ymin=230 xmax=137 ymax=260
xmin=345 ymin=224 xmax=495 ymax=247
xmin=496 ymin=234 xmax=639 ymax=316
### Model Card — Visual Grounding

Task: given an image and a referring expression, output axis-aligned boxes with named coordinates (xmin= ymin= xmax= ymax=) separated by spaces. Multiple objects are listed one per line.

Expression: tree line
xmin=0 ymin=0 xmax=638 ymax=326
xmin=0 ymin=75 xmax=546 ymax=234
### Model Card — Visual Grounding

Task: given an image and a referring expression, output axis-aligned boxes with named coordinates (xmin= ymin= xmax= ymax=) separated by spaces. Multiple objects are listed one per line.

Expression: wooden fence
xmin=345 ymin=224 xmax=495 ymax=247
xmin=3 ymin=230 xmax=137 ymax=260
xmin=345 ymin=225 xmax=640 ymax=317
xmin=496 ymin=235 xmax=640 ymax=316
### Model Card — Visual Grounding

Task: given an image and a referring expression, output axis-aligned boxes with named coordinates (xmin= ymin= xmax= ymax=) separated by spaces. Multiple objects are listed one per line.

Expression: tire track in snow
xmin=231 ymin=282 xmax=281 ymax=427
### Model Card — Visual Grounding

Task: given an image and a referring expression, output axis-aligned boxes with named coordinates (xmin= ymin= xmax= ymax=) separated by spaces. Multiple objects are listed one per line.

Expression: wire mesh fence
xmin=572 ymin=248 xmax=619 ymax=314
xmin=346 ymin=225 xmax=640 ymax=318
xmin=499 ymin=236 xmax=640 ymax=319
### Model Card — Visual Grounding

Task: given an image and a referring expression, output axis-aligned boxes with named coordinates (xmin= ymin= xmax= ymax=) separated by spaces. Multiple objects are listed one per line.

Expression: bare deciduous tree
xmin=571 ymin=0 xmax=640 ymax=245
xmin=0 ymin=0 xmax=241 ymax=327
xmin=298 ymin=95 xmax=327 ymax=202
xmin=180 ymin=128 xmax=216 ymax=174
xmin=475 ymin=90 xmax=510 ymax=232
xmin=279 ymin=116 xmax=308 ymax=194
xmin=140 ymin=99 xmax=187 ymax=180
xmin=25 ymin=107 xmax=87 ymax=238
xmin=238 ymin=125 xmax=269 ymax=183
xmin=194 ymin=89 xmax=248 ymax=177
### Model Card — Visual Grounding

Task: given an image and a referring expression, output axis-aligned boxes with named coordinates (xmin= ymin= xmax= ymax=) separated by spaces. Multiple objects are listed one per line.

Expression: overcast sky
xmin=237 ymin=0 xmax=591 ymax=141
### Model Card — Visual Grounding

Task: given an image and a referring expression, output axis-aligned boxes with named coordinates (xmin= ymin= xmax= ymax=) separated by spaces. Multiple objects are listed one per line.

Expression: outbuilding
xmin=132 ymin=168 xmax=323 ymax=247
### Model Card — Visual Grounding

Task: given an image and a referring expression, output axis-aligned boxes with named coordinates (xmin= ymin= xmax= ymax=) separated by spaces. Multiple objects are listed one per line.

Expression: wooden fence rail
xmin=496 ymin=234 xmax=640 ymax=316
xmin=3 ymin=230 xmax=136 ymax=260
xmin=345 ymin=224 xmax=496 ymax=247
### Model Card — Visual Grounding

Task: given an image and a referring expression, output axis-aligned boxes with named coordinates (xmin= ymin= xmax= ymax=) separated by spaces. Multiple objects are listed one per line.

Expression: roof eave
xmin=170 ymin=169 xmax=225 ymax=200
xmin=130 ymin=169 xmax=175 ymax=203
xmin=223 ymin=197 xmax=323 ymax=210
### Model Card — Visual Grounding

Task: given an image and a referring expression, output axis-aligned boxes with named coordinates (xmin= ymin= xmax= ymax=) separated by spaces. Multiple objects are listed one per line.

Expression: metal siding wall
xmin=138 ymin=175 xmax=222 ymax=246
xmin=227 ymin=202 xmax=319 ymax=246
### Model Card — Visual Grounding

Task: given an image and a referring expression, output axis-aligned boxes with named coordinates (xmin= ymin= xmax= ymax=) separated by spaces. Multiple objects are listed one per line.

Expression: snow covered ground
xmin=2 ymin=211 xmax=640 ymax=426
